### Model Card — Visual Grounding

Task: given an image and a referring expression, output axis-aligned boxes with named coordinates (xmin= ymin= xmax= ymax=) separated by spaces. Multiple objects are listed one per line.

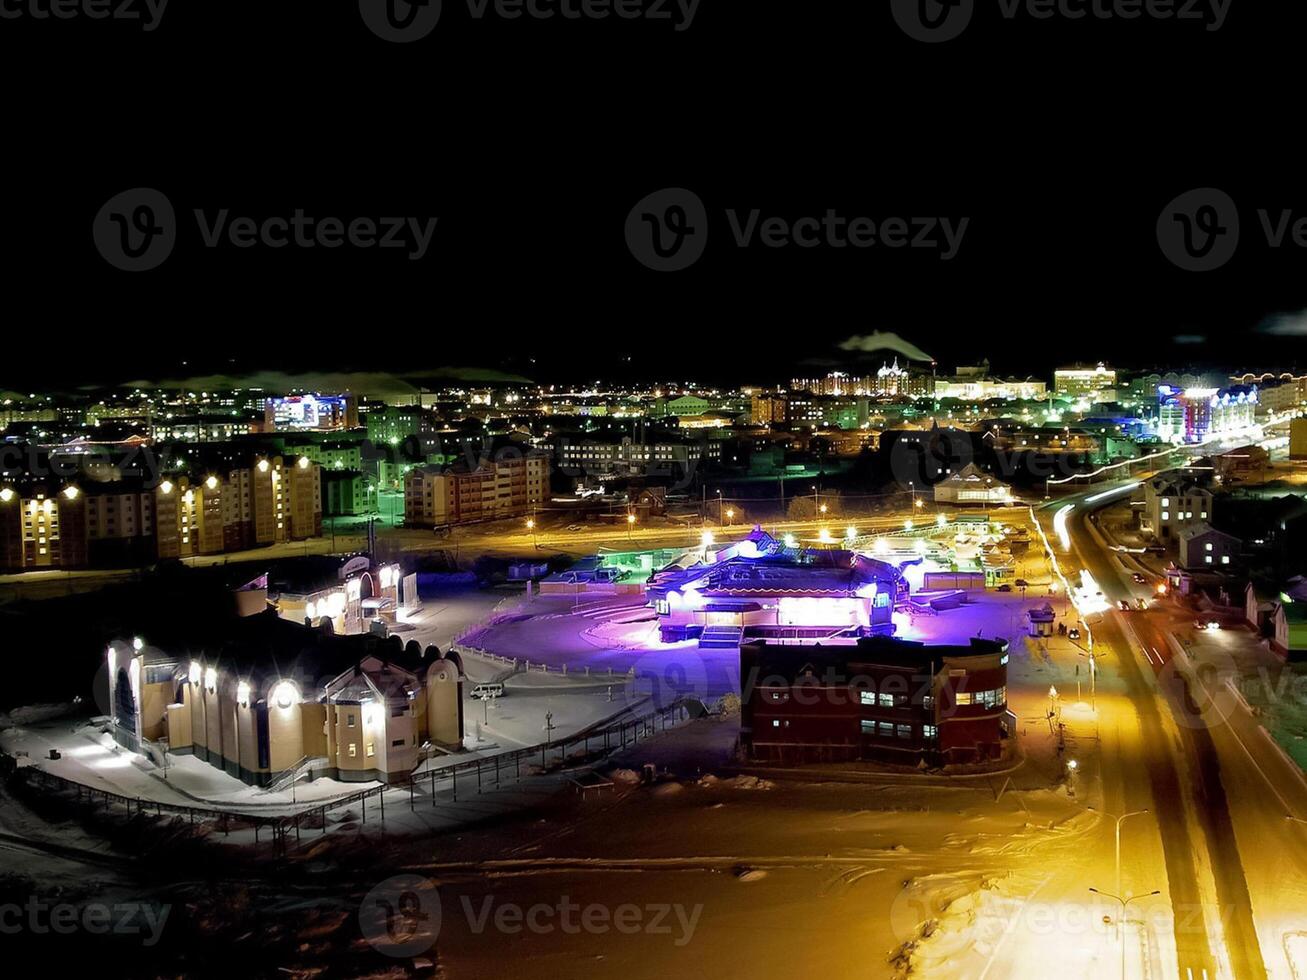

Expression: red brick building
xmin=740 ymin=637 xmax=1012 ymax=766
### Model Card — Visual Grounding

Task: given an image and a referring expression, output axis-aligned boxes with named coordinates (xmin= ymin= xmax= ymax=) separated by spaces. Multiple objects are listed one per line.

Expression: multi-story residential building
xmin=554 ymin=434 xmax=723 ymax=479
xmin=364 ymin=406 xmax=444 ymax=454
xmin=324 ymin=469 xmax=367 ymax=516
xmin=0 ymin=482 xmax=87 ymax=570
xmin=405 ymin=452 xmax=547 ymax=528
xmin=0 ymin=452 xmax=324 ymax=570
xmin=1143 ymin=472 xmax=1214 ymax=543
xmin=785 ymin=394 xmax=869 ymax=430
xmin=934 ymin=377 xmax=1048 ymax=401
xmin=750 ymin=393 xmax=788 ymax=426
xmin=1247 ymin=375 xmax=1307 ymax=417
xmin=149 ymin=414 xmax=254 ymax=444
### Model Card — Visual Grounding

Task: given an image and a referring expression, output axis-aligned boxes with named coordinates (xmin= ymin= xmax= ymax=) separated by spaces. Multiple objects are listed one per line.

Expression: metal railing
xmin=0 ymin=697 xmax=700 ymax=855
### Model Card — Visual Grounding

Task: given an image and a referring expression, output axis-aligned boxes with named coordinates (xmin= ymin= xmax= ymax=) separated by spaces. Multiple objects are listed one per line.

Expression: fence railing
xmin=0 ymin=697 xmax=700 ymax=855
xmin=451 ymin=642 xmax=639 ymax=679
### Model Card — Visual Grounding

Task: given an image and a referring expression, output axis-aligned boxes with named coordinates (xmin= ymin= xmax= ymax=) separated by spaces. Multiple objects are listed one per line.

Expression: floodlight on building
xmin=236 ymin=681 xmax=251 ymax=707
xmin=204 ymin=667 xmax=217 ymax=693
xmin=258 ymin=459 xmax=270 ymax=473
xmin=62 ymin=485 xmax=79 ymax=500
xmin=132 ymin=636 xmax=144 ymax=651
xmin=0 ymin=488 xmax=12 ymax=503
xmin=205 ymin=476 xmax=218 ymax=490
xmin=272 ymin=680 xmax=298 ymax=709
xmin=160 ymin=481 xmax=174 ymax=495
xmin=42 ymin=499 xmax=53 ymax=515
xmin=189 ymin=662 xmax=201 ymax=686
xmin=298 ymin=456 xmax=310 ymax=469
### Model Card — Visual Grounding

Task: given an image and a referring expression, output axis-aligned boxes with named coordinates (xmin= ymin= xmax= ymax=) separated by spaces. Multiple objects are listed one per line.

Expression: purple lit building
xmin=646 ymin=528 xmax=908 ymax=644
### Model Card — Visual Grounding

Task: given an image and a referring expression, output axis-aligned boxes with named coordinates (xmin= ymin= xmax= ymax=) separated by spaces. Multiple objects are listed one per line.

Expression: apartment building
xmin=0 ymin=453 xmax=323 ymax=570
xmin=405 ymin=452 xmax=547 ymax=528
xmin=0 ymin=482 xmax=88 ymax=570
xmin=1143 ymin=472 xmax=1214 ymax=542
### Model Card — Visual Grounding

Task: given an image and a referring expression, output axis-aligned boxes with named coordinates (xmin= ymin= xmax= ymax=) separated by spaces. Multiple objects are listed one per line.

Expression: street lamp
xmin=1089 ymin=807 xmax=1149 ymax=898
xmin=1087 ymin=888 xmax=1161 ymax=980
xmin=626 ymin=512 xmax=636 ymax=541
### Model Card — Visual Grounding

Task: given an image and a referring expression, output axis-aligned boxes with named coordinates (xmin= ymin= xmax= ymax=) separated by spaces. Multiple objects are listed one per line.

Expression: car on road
xmin=1067 ymin=628 xmax=1081 ymax=640
xmin=1132 ymin=572 xmax=1147 ymax=584
xmin=1119 ymin=599 xmax=1132 ymax=611
xmin=996 ymin=584 xmax=1013 ymax=592
xmin=566 ymin=524 xmax=583 ymax=532
xmin=1136 ymin=599 xmax=1148 ymax=610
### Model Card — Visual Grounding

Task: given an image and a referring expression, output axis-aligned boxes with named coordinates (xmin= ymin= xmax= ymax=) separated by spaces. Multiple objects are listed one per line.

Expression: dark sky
xmin=3 ymin=1 xmax=1305 ymax=389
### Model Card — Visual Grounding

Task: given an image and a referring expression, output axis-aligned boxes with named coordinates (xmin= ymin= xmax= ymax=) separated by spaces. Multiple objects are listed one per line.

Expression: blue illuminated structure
xmin=647 ymin=527 xmax=908 ymax=643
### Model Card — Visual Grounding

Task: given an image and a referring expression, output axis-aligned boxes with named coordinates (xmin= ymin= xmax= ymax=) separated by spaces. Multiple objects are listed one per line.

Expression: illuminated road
xmin=1045 ymin=484 xmax=1293 ymax=979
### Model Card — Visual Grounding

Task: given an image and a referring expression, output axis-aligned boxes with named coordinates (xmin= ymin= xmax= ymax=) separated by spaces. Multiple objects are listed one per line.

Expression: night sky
xmin=3 ymin=0 xmax=1306 ymax=388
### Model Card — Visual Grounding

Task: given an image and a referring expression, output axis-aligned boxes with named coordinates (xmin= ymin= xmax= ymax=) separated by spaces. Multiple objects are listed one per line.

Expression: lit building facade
xmin=740 ymin=637 xmax=1012 ymax=765
xmin=1053 ymin=363 xmax=1118 ymax=401
xmin=1143 ymin=473 xmax=1214 ymax=542
xmin=0 ymin=482 xmax=87 ymax=570
xmin=646 ymin=529 xmax=908 ymax=643
xmin=405 ymin=452 xmax=547 ymax=528
xmin=1156 ymin=385 xmax=1258 ymax=444
xmin=107 ymin=615 xmax=464 ymax=786
xmin=264 ymin=394 xmax=359 ymax=431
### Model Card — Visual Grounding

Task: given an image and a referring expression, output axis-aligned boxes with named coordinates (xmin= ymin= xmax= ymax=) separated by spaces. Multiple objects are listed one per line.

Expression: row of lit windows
xmin=859 ymin=720 xmax=938 ymax=740
xmin=955 ymin=686 xmax=1006 ymax=708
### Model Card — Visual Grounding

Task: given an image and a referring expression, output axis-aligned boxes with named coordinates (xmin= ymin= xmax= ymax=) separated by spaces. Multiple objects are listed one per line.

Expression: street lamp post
xmin=1091 ymin=807 xmax=1150 ymax=897
xmin=1087 ymin=888 xmax=1161 ymax=980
